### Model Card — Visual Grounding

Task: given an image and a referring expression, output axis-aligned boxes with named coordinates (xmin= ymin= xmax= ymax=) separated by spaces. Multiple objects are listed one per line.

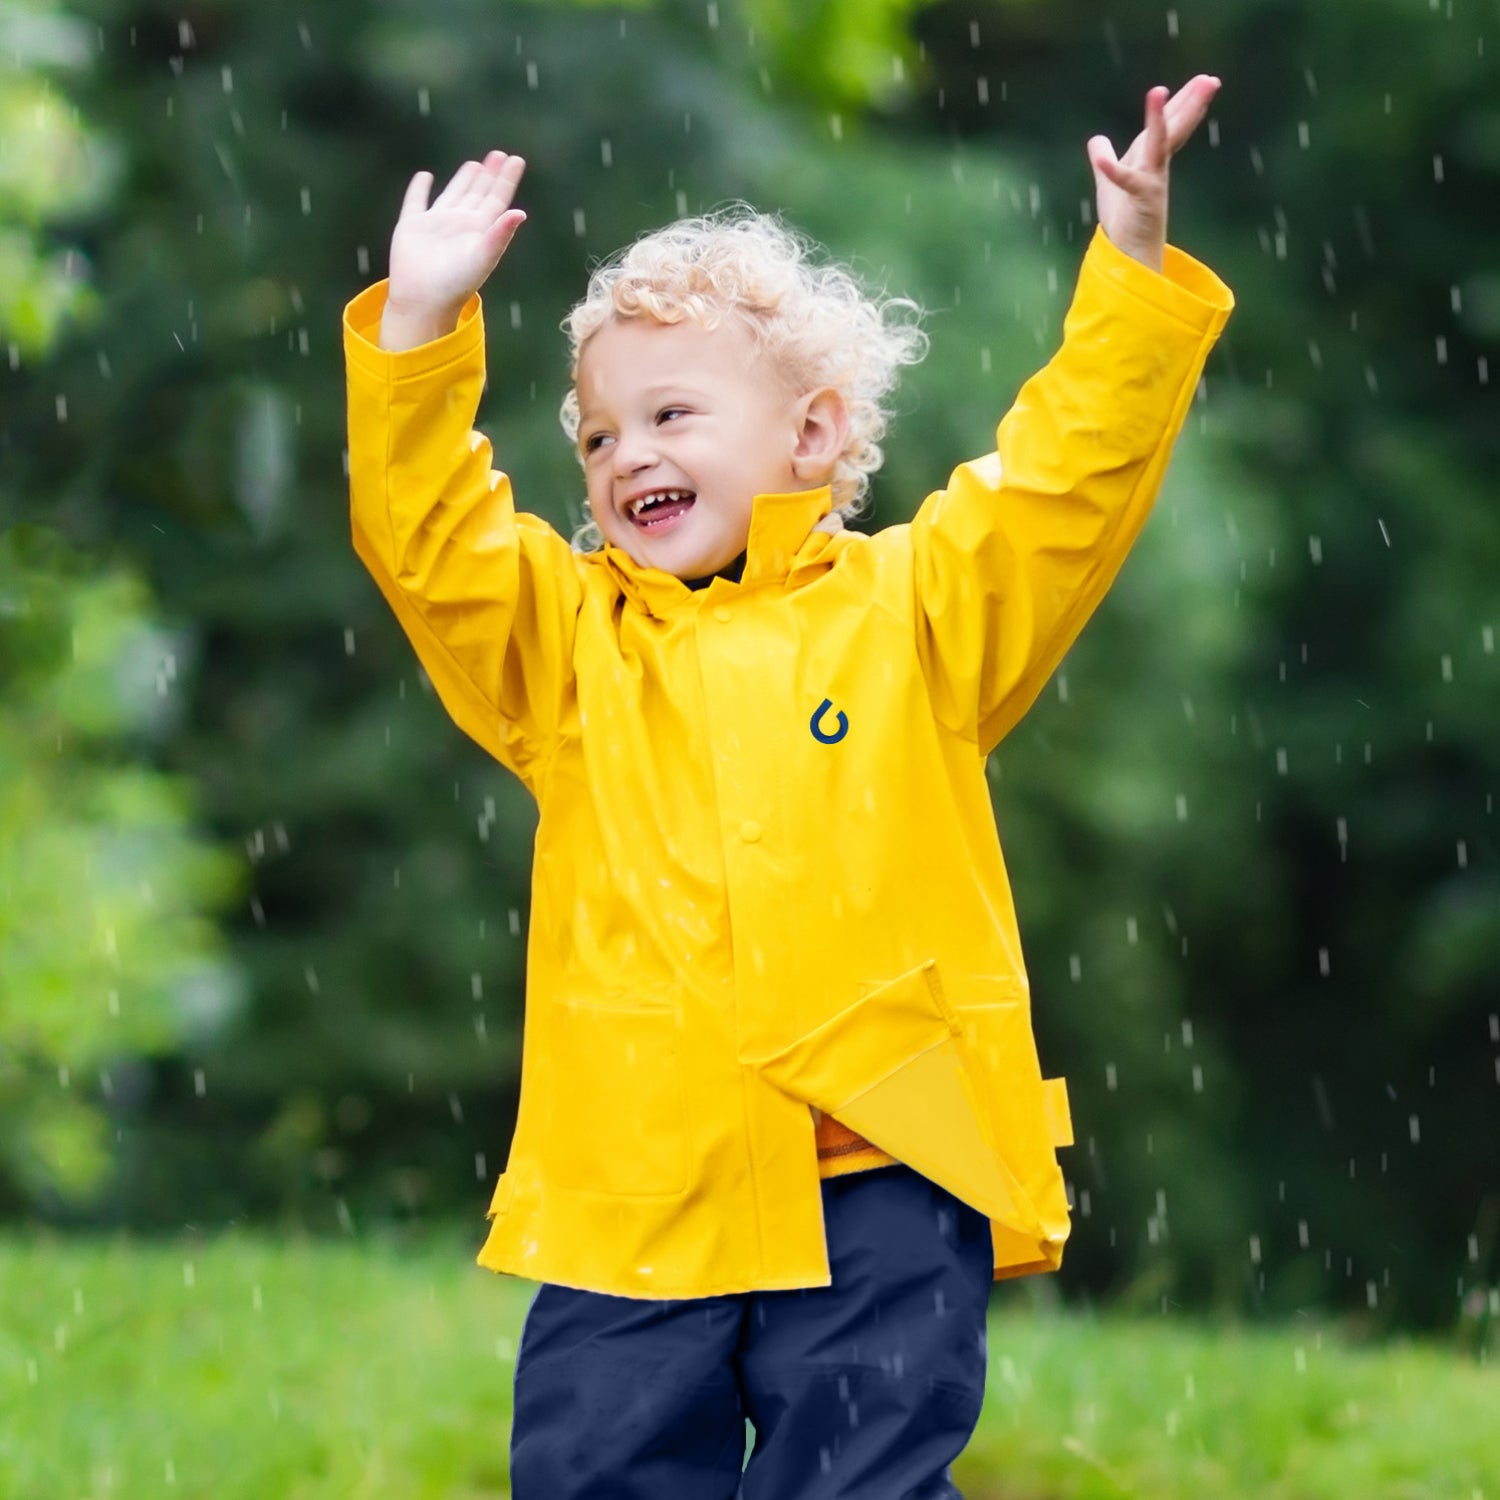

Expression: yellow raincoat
xmin=343 ymin=226 xmax=1233 ymax=1298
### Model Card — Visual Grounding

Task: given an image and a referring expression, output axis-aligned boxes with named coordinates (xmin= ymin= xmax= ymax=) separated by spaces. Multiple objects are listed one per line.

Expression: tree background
xmin=1 ymin=0 xmax=1495 ymax=1334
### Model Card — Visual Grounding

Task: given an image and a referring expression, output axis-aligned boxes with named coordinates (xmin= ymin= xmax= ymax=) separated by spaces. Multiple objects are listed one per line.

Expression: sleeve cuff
xmin=1081 ymin=225 xmax=1235 ymax=332
xmin=342 ymin=280 xmax=485 ymax=382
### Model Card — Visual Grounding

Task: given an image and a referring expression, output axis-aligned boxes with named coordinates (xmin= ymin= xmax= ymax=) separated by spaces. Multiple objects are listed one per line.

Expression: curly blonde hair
xmin=560 ymin=207 xmax=927 ymax=550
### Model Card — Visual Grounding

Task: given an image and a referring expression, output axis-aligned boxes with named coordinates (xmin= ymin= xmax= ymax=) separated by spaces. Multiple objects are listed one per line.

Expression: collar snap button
xmin=739 ymin=820 xmax=762 ymax=843
xmin=712 ymin=605 xmax=732 ymax=623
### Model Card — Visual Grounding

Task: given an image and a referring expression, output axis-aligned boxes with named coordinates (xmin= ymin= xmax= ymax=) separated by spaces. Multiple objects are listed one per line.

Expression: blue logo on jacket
xmin=810 ymin=698 xmax=849 ymax=744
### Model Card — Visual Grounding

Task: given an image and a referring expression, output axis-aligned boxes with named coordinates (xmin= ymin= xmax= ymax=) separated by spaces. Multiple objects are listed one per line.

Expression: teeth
xmin=629 ymin=490 xmax=693 ymax=518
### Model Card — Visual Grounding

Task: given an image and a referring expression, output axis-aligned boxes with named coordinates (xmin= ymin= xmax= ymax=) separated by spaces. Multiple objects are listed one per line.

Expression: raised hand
xmin=1087 ymin=76 xmax=1220 ymax=273
xmin=380 ymin=151 xmax=526 ymax=349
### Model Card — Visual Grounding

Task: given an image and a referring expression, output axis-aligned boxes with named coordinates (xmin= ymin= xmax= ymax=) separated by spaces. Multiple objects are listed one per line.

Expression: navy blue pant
xmin=510 ymin=1164 xmax=993 ymax=1499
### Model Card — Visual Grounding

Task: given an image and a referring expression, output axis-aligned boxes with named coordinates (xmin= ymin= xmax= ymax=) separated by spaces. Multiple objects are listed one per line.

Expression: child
xmin=343 ymin=77 xmax=1232 ymax=1499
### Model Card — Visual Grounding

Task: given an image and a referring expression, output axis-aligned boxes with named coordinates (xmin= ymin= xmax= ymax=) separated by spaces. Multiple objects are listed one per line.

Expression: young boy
xmin=343 ymin=78 xmax=1232 ymax=1498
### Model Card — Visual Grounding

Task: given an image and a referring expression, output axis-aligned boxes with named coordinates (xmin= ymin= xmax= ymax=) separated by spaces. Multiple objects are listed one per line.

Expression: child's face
xmin=574 ymin=314 xmax=811 ymax=581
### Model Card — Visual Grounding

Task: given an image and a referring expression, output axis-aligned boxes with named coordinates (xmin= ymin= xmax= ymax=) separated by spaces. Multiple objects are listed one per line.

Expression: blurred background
xmin=2 ymin=0 xmax=1496 ymax=1349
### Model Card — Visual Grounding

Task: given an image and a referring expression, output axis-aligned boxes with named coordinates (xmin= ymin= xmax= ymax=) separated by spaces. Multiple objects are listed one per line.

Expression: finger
xmin=1087 ymin=135 xmax=1133 ymax=192
xmin=1162 ymin=74 xmax=1221 ymax=154
xmin=1142 ymin=85 xmax=1169 ymax=172
xmin=399 ymin=170 xmax=433 ymax=220
xmin=459 ymin=152 xmax=522 ymax=213
xmin=483 ymin=153 xmax=527 ymax=211
xmin=485 ymin=208 xmax=528 ymax=260
xmin=433 ymin=159 xmax=483 ymax=208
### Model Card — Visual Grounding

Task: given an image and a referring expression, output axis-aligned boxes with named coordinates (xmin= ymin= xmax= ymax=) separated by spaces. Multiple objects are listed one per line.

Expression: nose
xmin=611 ymin=427 xmax=658 ymax=479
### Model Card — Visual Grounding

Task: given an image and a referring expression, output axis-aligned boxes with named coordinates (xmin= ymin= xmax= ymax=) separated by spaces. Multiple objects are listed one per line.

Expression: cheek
xmin=583 ymin=474 xmax=613 ymax=521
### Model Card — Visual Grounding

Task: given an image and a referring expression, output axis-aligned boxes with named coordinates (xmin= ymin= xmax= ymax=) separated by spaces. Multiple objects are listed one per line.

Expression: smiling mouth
xmin=626 ymin=490 xmax=697 ymax=529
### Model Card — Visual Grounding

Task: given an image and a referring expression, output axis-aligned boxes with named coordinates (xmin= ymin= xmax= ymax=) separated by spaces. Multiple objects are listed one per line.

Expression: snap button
xmin=713 ymin=606 xmax=732 ymax=624
xmin=739 ymin=820 xmax=762 ymax=843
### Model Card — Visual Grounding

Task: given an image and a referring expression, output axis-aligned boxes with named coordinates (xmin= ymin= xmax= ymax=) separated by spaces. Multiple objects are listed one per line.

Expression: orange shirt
xmin=814 ymin=1111 xmax=895 ymax=1179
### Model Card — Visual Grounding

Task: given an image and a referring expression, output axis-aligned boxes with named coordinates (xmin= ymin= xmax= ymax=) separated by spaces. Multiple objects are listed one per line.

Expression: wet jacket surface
xmin=342 ymin=227 xmax=1233 ymax=1298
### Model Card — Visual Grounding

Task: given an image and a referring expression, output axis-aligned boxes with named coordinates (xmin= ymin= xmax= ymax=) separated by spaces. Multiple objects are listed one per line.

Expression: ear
xmin=790 ymin=387 xmax=849 ymax=487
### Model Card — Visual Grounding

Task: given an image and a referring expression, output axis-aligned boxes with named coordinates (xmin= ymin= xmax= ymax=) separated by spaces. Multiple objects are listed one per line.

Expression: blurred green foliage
xmin=0 ymin=528 xmax=240 ymax=1207
xmin=0 ymin=0 xmax=1494 ymax=1330
xmin=0 ymin=0 xmax=237 ymax=1213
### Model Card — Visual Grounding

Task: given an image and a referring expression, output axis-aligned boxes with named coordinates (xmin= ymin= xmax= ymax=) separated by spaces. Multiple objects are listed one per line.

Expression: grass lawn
xmin=0 ymin=1231 xmax=1494 ymax=1499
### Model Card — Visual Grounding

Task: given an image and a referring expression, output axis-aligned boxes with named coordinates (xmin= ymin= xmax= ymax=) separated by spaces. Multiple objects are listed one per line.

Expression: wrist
xmin=1100 ymin=225 xmax=1165 ymax=276
xmin=378 ymin=292 xmax=468 ymax=352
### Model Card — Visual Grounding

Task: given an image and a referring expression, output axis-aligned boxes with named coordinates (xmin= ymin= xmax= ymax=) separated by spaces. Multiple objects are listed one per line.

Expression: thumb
xmin=1087 ymin=135 xmax=1128 ymax=189
xmin=399 ymin=170 xmax=433 ymax=221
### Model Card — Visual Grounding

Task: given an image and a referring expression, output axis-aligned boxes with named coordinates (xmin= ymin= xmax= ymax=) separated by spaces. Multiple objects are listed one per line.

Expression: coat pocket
xmin=542 ymin=998 xmax=690 ymax=1197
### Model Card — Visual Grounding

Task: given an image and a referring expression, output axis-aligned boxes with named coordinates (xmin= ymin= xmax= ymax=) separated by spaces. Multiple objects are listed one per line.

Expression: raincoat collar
xmin=600 ymin=484 xmax=836 ymax=615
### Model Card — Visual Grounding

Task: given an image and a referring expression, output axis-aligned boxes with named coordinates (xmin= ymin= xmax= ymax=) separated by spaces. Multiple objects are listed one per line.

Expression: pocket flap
xmin=745 ymin=961 xmax=952 ymax=1108
xmin=751 ymin=961 xmax=1045 ymax=1238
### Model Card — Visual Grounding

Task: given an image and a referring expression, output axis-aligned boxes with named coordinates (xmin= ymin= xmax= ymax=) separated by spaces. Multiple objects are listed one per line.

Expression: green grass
xmin=0 ymin=1233 xmax=1494 ymax=1499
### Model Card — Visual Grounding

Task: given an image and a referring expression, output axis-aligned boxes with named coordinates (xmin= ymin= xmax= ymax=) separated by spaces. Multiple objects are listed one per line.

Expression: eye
xmin=656 ymin=407 xmax=689 ymax=425
xmin=581 ymin=431 xmax=611 ymax=454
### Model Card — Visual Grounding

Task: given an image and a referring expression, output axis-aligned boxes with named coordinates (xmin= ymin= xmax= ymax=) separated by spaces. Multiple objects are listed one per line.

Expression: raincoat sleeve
xmin=343 ymin=281 xmax=581 ymax=788
xmin=909 ymin=227 xmax=1233 ymax=756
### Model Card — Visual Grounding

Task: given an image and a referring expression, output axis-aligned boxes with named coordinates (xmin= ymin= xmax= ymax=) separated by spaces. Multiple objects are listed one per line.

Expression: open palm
xmin=387 ymin=151 xmax=527 ymax=314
